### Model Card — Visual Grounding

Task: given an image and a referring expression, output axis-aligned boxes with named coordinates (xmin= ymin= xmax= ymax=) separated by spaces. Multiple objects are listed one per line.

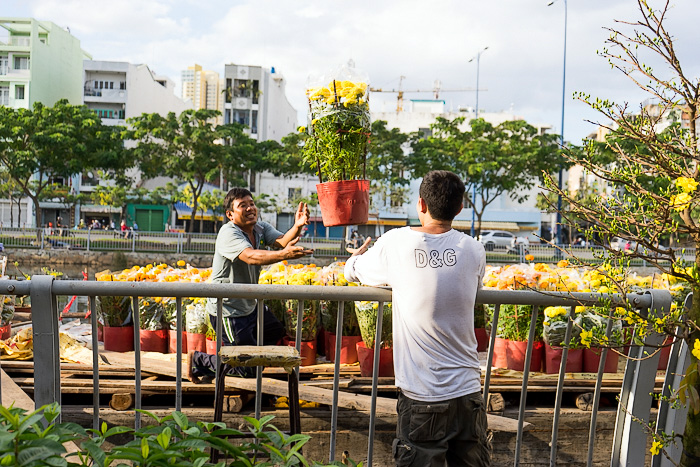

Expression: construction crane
xmin=370 ymin=76 xmax=482 ymax=112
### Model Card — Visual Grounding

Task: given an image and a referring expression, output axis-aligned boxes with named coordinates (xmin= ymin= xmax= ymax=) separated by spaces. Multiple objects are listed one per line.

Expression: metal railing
xmin=0 ymin=277 xmax=687 ymax=466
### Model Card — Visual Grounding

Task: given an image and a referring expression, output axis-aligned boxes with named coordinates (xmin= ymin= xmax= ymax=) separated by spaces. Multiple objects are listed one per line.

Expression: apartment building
xmin=0 ymin=18 xmax=89 ymax=227
xmin=79 ymin=60 xmax=192 ymax=230
xmin=181 ymin=64 xmax=223 ymax=124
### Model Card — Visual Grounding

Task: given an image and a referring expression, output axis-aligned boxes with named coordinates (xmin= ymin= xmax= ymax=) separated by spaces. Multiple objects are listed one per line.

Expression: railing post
xmin=611 ymin=289 xmax=672 ymax=466
xmin=40 ymin=228 xmax=44 ymax=249
xmin=87 ymin=229 xmax=91 ymax=252
xmin=30 ymin=275 xmax=61 ymax=412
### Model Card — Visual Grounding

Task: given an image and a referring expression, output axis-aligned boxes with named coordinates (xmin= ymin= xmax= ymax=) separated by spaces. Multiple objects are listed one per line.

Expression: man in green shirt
xmin=188 ymin=187 xmax=312 ymax=382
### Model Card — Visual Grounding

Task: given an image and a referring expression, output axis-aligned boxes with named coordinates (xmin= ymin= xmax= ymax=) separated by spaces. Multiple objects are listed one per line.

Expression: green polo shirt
xmin=206 ymin=220 xmax=283 ymax=317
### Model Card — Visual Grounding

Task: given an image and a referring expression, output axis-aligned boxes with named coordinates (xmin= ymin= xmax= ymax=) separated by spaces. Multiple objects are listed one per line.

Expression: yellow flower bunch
xmin=670 ymin=192 xmax=692 ymax=211
xmin=307 ymin=80 xmax=368 ymax=107
xmin=108 ymin=262 xmax=211 ymax=284
xmin=676 ymin=176 xmax=698 ymax=193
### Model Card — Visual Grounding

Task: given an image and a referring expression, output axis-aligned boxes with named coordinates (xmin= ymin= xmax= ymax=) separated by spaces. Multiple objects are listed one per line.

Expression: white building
xmin=371 ymin=99 xmax=553 ymax=240
xmin=76 ymin=60 xmax=192 ymax=229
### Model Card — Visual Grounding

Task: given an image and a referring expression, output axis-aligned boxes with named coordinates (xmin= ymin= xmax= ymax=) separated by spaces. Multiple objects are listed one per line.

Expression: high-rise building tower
xmin=181 ymin=64 xmax=223 ymax=124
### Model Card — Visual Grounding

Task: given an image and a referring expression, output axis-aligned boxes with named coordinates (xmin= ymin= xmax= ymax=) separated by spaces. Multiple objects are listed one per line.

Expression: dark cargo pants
xmin=393 ymin=391 xmax=492 ymax=466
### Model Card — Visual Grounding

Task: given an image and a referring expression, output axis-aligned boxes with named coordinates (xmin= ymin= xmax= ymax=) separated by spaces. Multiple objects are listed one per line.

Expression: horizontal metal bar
xmin=0 ymin=279 xmax=655 ymax=310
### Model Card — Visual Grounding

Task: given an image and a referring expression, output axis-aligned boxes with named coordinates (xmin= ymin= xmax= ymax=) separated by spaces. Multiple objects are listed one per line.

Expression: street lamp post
xmin=468 ymin=46 xmax=488 ymax=238
xmin=549 ymin=0 xmax=567 ymax=245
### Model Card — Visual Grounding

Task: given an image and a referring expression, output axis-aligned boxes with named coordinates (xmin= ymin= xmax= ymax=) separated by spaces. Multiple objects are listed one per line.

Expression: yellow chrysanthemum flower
xmin=580 ymin=329 xmax=593 ymax=348
xmin=692 ymin=340 xmax=700 ymax=360
xmin=177 ymin=260 xmax=186 ymax=267
xmin=676 ymin=176 xmax=698 ymax=193
xmin=670 ymin=192 xmax=692 ymax=211
xmin=650 ymin=439 xmax=663 ymax=456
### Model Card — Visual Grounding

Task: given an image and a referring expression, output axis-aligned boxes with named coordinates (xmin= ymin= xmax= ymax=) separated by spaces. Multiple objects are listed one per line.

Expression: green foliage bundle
xmin=284 ymin=300 xmax=318 ymax=342
xmin=97 ymin=295 xmax=132 ymax=327
xmin=492 ymin=304 xmax=544 ymax=342
xmin=320 ymin=301 xmax=361 ymax=337
xmin=355 ymin=301 xmax=392 ymax=349
xmin=0 ymin=403 xmax=363 ymax=466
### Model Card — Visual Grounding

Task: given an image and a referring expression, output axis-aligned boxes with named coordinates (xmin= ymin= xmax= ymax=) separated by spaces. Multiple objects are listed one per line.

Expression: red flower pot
xmin=103 ymin=325 xmax=134 ymax=352
xmin=206 ymin=338 xmax=217 ymax=355
xmin=474 ymin=328 xmax=488 ymax=352
xmin=186 ymin=332 xmax=206 ymax=353
xmin=168 ymin=330 xmax=188 ymax=354
xmin=506 ymin=340 xmax=544 ymax=372
xmin=583 ymin=348 xmax=619 ymax=373
xmin=657 ymin=336 xmax=673 ymax=371
xmin=283 ymin=336 xmax=317 ymax=366
xmin=140 ymin=329 xmax=168 ymax=353
xmin=0 ymin=323 xmax=10 ymax=340
xmin=326 ymin=333 xmax=363 ymax=364
xmin=491 ymin=337 xmax=509 ymax=369
xmin=356 ymin=341 xmax=394 ymax=377
xmin=544 ymin=344 xmax=583 ymax=374
xmin=316 ymin=180 xmax=370 ymax=227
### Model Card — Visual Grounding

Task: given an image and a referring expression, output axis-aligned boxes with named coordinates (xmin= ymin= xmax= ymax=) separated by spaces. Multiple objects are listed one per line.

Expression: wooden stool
xmin=213 ymin=345 xmax=302 ymax=435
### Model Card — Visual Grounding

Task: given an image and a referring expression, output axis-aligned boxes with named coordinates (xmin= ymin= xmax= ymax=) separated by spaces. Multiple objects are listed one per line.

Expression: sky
xmin=6 ymin=0 xmax=700 ymax=144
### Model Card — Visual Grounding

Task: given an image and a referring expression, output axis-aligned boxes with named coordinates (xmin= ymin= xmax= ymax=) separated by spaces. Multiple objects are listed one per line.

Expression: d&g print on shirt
xmin=414 ymin=249 xmax=457 ymax=268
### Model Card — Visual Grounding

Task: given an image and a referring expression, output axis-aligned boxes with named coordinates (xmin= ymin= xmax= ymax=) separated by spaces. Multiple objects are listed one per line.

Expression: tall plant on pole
xmin=542 ymin=1 xmax=700 ymax=463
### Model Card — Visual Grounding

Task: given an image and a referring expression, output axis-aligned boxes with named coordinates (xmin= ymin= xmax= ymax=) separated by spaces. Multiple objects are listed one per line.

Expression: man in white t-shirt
xmin=345 ymin=170 xmax=491 ymax=466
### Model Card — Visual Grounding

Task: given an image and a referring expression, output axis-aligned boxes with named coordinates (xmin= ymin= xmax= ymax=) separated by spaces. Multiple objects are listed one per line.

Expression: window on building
xmin=251 ymin=110 xmax=258 ymax=134
xmin=94 ymin=80 xmax=98 ymax=88
xmin=15 ymin=85 xmax=24 ymax=100
xmin=120 ymin=81 xmax=126 ymax=90
xmin=288 ymin=187 xmax=301 ymax=202
xmin=13 ymin=56 xmax=29 ymax=70
xmin=251 ymin=80 xmax=259 ymax=104
xmin=0 ymin=86 xmax=9 ymax=106
xmin=0 ymin=56 xmax=8 ymax=75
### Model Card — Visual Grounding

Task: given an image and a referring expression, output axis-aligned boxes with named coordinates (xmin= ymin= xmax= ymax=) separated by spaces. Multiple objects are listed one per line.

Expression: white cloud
xmin=8 ymin=0 xmax=700 ymax=143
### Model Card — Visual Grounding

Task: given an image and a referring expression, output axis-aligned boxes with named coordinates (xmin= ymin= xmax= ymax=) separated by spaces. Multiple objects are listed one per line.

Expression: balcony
xmin=0 ymin=37 xmax=31 ymax=48
xmin=83 ymin=88 xmax=127 ymax=103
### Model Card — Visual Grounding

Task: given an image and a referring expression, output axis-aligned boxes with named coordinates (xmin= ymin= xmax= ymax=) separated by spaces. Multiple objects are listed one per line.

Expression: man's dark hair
xmin=224 ymin=188 xmax=253 ymax=211
xmin=419 ymin=170 xmax=465 ymax=221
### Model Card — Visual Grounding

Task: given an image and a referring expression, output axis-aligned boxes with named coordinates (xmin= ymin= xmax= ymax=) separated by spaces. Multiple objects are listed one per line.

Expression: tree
xmin=0 ymin=100 xmax=126 ymax=231
xmin=541 ymin=1 xmax=700 ymax=463
xmin=366 ymin=120 xmax=411 ymax=209
xmin=409 ymin=117 xmax=562 ymax=235
xmin=127 ymin=109 xmax=253 ymax=235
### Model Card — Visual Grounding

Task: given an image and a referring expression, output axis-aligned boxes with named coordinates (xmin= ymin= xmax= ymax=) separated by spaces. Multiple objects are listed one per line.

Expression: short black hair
xmin=224 ymin=188 xmax=253 ymax=211
xmin=419 ymin=170 xmax=465 ymax=221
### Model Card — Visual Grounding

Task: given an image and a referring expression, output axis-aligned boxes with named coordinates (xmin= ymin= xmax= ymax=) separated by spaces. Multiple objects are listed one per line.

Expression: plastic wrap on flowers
xmin=543 ymin=306 xmax=583 ymax=346
xmin=284 ymin=300 xmax=318 ymax=341
xmin=321 ymin=300 xmax=360 ymax=336
xmin=1 ymin=295 xmax=13 ymax=326
xmin=162 ymin=297 xmax=185 ymax=331
xmin=185 ymin=300 xmax=208 ymax=334
xmin=355 ymin=301 xmax=392 ymax=349
xmin=138 ymin=297 xmax=166 ymax=331
xmin=96 ymin=295 xmax=132 ymax=327
xmin=304 ymin=65 xmax=371 ymax=183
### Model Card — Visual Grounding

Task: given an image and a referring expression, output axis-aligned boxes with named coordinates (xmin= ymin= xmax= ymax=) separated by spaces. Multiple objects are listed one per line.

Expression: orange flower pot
xmin=356 ymin=341 xmax=394 ymax=377
xmin=103 ymin=325 xmax=134 ymax=352
xmin=326 ymin=333 xmax=362 ymax=364
xmin=491 ymin=337 xmax=508 ymax=369
xmin=506 ymin=340 xmax=544 ymax=372
xmin=283 ymin=336 xmax=317 ymax=366
xmin=583 ymin=348 xmax=619 ymax=373
xmin=206 ymin=338 xmax=217 ymax=355
xmin=139 ymin=329 xmax=168 ymax=353
xmin=168 ymin=330 xmax=188 ymax=354
xmin=186 ymin=332 xmax=206 ymax=353
xmin=316 ymin=180 xmax=370 ymax=227
xmin=544 ymin=344 xmax=583 ymax=374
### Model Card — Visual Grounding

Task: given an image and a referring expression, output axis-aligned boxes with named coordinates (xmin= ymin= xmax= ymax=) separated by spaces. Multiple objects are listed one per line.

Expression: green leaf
xmin=171 ymin=411 xmax=188 ymax=430
xmin=140 ymin=436 xmax=149 ymax=458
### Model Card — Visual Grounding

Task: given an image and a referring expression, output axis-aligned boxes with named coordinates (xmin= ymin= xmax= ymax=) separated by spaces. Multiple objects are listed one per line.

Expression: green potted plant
xmin=95 ymin=270 xmax=134 ymax=352
xmin=138 ymin=297 xmax=168 ymax=353
xmin=185 ymin=298 xmax=207 ymax=352
xmin=498 ymin=304 xmax=544 ymax=372
xmin=162 ymin=297 xmax=187 ymax=353
xmin=579 ymin=307 xmax=623 ymax=374
xmin=321 ymin=300 xmax=362 ymax=364
xmin=354 ymin=300 xmax=394 ymax=377
xmin=303 ymin=65 xmax=371 ymax=226
xmin=542 ymin=306 xmax=583 ymax=373
xmin=284 ymin=299 xmax=318 ymax=366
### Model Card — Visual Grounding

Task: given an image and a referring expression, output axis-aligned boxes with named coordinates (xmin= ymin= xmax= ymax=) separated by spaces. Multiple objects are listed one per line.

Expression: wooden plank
xmin=225 ymin=376 xmax=527 ymax=433
xmin=1 ymin=369 xmax=80 ymax=456
xmin=1 ymin=368 xmax=34 ymax=411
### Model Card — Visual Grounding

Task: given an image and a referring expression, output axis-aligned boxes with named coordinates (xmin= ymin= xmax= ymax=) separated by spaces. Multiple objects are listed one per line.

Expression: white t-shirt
xmin=345 ymin=227 xmax=485 ymax=402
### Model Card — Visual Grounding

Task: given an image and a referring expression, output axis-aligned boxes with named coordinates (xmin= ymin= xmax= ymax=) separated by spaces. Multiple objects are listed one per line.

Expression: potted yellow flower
xmin=304 ymin=65 xmax=371 ymax=226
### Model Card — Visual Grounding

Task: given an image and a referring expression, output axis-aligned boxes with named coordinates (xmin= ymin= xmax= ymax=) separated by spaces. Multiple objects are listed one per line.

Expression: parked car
xmin=478 ymin=230 xmax=516 ymax=251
